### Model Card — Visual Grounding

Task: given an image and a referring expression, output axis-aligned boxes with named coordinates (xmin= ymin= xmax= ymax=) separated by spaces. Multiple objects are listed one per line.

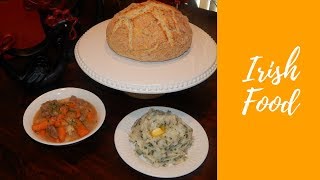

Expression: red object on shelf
xmin=0 ymin=0 xmax=46 ymax=49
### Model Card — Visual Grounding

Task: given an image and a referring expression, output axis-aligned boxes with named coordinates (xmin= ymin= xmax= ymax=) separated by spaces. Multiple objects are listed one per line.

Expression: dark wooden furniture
xmin=0 ymin=3 xmax=217 ymax=179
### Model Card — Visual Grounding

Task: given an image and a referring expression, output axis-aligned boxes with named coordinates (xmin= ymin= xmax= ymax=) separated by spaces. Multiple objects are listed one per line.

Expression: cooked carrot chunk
xmin=32 ymin=120 xmax=49 ymax=132
xmin=57 ymin=126 xmax=66 ymax=142
xmin=74 ymin=120 xmax=89 ymax=137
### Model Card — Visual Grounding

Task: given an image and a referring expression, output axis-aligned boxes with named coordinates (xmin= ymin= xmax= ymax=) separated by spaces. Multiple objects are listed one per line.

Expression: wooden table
xmin=0 ymin=4 xmax=217 ymax=179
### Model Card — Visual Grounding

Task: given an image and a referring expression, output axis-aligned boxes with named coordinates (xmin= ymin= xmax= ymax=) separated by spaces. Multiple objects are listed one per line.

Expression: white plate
xmin=75 ymin=19 xmax=217 ymax=94
xmin=114 ymin=106 xmax=209 ymax=178
xmin=23 ymin=87 xmax=106 ymax=146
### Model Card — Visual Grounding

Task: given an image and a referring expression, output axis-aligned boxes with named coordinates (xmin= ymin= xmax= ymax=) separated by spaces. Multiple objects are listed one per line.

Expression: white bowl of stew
xmin=23 ymin=87 xmax=106 ymax=146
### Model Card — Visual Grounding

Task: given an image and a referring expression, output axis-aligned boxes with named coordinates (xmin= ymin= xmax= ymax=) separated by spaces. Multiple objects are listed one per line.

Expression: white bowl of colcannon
xmin=114 ymin=106 xmax=209 ymax=178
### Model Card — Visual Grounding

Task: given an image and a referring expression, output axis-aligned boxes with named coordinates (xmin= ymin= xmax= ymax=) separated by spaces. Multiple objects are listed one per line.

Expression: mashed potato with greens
xmin=129 ymin=109 xmax=193 ymax=167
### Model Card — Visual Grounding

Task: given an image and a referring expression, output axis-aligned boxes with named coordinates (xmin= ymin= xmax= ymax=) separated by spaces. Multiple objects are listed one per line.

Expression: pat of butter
xmin=151 ymin=127 xmax=165 ymax=137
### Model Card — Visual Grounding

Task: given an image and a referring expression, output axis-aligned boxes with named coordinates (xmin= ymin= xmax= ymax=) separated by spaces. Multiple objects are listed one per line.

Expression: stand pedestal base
xmin=124 ymin=92 xmax=164 ymax=99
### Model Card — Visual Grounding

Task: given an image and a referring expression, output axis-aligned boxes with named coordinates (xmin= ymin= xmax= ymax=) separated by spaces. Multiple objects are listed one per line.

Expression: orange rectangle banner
xmin=218 ymin=1 xmax=320 ymax=179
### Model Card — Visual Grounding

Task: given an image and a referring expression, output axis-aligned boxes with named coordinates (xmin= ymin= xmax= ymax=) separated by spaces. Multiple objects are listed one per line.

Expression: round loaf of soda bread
xmin=106 ymin=0 xmax=192 ymax=62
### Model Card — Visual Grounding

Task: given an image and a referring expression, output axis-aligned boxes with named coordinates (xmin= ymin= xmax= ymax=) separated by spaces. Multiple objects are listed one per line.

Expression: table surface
xmin=0 ymin=4 xmax=217 ymax=179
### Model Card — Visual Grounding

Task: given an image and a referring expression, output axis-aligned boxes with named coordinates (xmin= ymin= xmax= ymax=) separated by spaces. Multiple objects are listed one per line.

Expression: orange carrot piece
xmin=32 ymin=120 xmax=49 ymax=132
xmin=46 ymin=135 xmax=59 ymax=143
xmin=75 ymin=120 xmax=89 ymax=137
xmin=87 ymin=111 xmax=95 ymax=122
xmin=37 ymin=129 xmax=46 ymax=138
xmin=54 ymin=119 xmax=62 ymax=127
xmin=57 ymin=126 xmax=66 ymax=142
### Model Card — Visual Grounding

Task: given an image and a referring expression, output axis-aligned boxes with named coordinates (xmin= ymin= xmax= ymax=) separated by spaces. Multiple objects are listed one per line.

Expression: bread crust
xmin=106 ymin=0 xmax=192 ymax=62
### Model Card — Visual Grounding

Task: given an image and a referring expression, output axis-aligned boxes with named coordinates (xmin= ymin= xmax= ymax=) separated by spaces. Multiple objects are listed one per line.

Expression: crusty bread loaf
xmin=106 ymin=0 xmax=192 ymax=62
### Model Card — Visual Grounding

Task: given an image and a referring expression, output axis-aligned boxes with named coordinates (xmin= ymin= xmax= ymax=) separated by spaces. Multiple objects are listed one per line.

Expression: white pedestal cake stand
xmin=74 ymin=20 xmax=217 ymax=99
